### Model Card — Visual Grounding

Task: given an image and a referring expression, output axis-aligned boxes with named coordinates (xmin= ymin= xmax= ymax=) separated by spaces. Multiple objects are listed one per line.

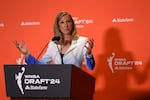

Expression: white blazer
xmin=39 ymin=36 xmax=89 ymax=68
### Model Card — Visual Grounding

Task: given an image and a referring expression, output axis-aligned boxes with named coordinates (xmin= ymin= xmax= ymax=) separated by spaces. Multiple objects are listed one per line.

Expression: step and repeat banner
xmin=0 ymin=0 xmax=150 ymax=100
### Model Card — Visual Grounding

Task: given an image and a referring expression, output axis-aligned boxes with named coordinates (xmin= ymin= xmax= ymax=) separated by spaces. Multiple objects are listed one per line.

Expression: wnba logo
xmin=107 ymin=52 xmax=142 ymax=73
xmin=15 ymin=67 xmax=25 ymax=94
xmin=107 ymin=52 xmax=115 ymax=73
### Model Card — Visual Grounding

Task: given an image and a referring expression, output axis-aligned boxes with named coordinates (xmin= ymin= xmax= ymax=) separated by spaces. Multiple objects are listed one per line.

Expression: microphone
xmin=52 ymin=36 xmax=61 ymax=41
xmin=36 ymin=36 xmax=60 ymax=60
xmin=52 ymin=36 xmax=64 ymax=64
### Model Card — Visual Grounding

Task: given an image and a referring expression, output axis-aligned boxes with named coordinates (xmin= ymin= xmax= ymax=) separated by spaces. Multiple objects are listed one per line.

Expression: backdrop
xmin=0 ymin=0 xmax=150 ymax=100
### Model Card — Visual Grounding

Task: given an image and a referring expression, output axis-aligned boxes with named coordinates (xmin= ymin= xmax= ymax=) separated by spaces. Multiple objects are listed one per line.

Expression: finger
xmin=85 ymin=45 xmax=92 ymax=55
xmin=13 ymin=40 xmax=20 ymax=48
xmin=85 ymin=44 xmax=92 ymax=50
xmin=89 ymin=38 xmax=94 ymax=44
xmin=22 ymin=40 xmax=27 ymax=47
xmin=88 ymin=40 xmax=94 ymax=48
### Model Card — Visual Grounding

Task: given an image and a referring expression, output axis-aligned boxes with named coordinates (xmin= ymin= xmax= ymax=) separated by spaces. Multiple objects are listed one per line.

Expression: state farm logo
xmin=107 ymin=52 xmax=142 ymax=73
xmin=20 ymin=21 xmax=40 ymax=26
xmin=73 ymin=17 xmax=94 ymax=28
xmin=112 ymin=18 xmax=134 ymax=23
xmin=15 ymin=67 xmax=61 ymax=95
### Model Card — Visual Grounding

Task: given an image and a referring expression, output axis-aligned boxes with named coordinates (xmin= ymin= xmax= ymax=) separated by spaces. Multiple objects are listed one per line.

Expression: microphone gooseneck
xmin=36 ymin=36 xmax=60 ymax=60
xmin=52 ymin=36 xmax=64 ymax=64
xmin=36 ymin=41 xmax=49 ymax=60
xmin=36 ymin=36 xmax=63 ymax=64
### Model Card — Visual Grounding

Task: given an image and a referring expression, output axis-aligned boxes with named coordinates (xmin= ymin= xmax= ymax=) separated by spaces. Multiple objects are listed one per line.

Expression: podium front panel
xmin=4 ymin=64 xmax=73 ymax=98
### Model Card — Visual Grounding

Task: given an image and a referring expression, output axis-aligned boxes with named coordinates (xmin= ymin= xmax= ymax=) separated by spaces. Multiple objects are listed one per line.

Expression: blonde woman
xmin=14 ymin=11 xmax=95 ymax=70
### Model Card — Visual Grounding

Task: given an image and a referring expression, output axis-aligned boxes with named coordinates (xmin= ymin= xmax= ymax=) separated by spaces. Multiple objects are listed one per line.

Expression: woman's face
xmin=58 ymin=15 xmax=73 ymax=35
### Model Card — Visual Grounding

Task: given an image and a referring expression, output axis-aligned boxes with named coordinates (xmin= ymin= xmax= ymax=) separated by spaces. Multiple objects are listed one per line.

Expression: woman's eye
xmin=60 ymin=21 xmax=64 ymax=24
xmin=67 ymin=20 xmax=71 ymax=23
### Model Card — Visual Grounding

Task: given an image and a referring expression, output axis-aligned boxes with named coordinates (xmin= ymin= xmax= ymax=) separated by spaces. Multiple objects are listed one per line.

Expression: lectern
xmin=4 ymin=64 xmax=95 ymax=100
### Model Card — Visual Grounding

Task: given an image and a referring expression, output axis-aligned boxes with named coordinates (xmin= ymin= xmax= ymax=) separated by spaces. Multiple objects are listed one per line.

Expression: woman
xmin=14 ymin=11 xmax=95 ymax=70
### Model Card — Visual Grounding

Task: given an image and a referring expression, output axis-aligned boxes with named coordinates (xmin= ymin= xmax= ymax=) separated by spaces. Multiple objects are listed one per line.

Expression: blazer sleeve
xmin=85 ymin=54 xmax=95 ymax=70
xmin=25 ymin=54 xmax=40 ymax=64
xmin=25 ymin=41 xmax=52 ymax=64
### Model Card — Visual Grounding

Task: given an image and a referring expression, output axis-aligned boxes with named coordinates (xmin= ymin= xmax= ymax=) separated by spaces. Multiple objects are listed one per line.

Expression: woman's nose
xmin=64 ymin=22 xmax=68 ymax=27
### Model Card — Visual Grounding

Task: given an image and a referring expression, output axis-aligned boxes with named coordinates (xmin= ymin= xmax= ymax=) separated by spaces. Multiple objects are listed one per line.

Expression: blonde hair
xmin=53 ymin=11 xmax=79 ymax=43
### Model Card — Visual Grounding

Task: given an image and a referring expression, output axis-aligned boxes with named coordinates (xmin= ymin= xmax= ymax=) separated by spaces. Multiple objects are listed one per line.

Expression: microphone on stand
xmin=52 ymin=36 xmax=64 ymax=64
xmin=52 ymin=36 xmax=61 ymax=41
xmin=36 ymin=36 xmax=61 ymax=61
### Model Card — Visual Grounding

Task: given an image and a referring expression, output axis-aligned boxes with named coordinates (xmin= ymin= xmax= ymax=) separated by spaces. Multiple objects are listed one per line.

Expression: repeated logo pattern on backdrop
xmin=0 ymin=0 xmax=150 ymax=100
xmin=107 ymin=52 xmax=142 ymax=73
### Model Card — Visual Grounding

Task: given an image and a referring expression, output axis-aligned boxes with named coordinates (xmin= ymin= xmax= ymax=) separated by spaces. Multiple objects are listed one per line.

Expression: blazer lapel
xmin=65 ymin=40 xmax=77 ymax=54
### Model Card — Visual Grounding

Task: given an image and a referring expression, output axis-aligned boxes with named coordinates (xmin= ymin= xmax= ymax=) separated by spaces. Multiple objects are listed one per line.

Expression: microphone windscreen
xmin=52 ymin=36 xmax=60 ymax=41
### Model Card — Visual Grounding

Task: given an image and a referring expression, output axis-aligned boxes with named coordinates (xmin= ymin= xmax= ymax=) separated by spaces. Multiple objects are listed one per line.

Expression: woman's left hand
xmin=85 ymin=38 xmax=94 ymax=55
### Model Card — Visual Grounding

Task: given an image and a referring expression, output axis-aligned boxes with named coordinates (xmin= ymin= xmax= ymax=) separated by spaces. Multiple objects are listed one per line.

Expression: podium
xmin=4 ymin=64 xmax=95 ymax=100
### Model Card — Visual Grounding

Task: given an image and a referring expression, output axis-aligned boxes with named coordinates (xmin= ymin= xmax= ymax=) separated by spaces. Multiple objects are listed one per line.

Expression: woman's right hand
xmin=13 ymin=40 xmax=30 ymax=57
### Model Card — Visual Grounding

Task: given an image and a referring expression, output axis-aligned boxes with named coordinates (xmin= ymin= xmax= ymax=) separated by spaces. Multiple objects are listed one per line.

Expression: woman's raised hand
xmin=85 ymin=38 xmax=94 ymax=55
xmin=13 ymin=40 xmax=29 ymax=57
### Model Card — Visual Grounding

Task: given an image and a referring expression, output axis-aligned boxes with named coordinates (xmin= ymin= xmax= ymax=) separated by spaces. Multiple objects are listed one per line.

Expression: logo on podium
xmin=15 ymin=67 xmax=25 ymax=94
